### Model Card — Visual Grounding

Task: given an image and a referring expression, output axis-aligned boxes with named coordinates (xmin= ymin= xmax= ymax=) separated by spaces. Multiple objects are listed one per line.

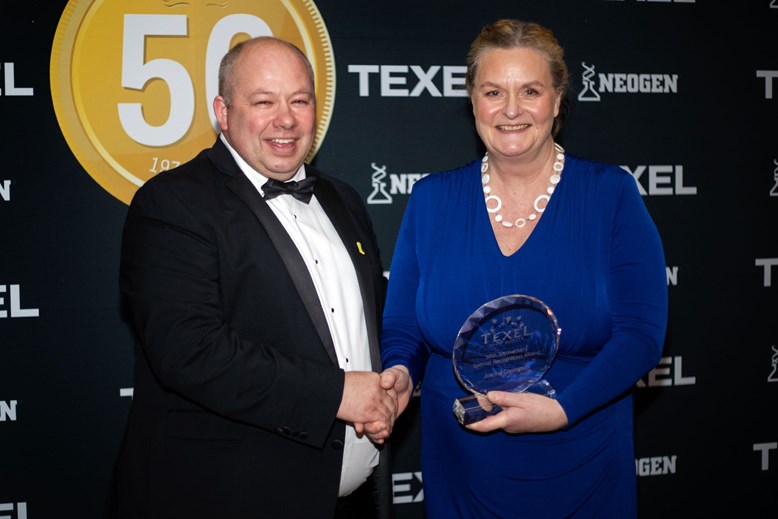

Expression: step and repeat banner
xmin=1 ymin=1 xmax=775 ymax=517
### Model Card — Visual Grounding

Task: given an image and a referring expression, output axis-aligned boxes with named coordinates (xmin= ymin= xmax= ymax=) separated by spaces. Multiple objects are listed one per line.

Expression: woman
xmin=379 ymin=19 xmax=668 ymax=518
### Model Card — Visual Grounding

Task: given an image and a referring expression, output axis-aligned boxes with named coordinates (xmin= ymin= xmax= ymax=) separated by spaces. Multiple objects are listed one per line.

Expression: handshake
xmin=336 ymin=365 xmax=570 ymax=440
xmin=336 ymin=366 xmax=413 ymax=445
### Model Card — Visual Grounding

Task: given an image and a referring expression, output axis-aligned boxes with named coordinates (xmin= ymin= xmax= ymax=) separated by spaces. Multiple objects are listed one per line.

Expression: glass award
xmin=452 ymin=295 xmax=561 ymax=425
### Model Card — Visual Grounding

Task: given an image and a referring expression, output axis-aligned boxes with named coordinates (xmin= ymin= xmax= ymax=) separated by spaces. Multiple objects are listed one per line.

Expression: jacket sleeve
xmin=120 ymin=173 xmax=344 ymax=448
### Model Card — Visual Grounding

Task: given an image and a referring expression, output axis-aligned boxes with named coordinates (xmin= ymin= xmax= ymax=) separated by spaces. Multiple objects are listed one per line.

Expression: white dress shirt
xmin=221 ymin=135 xmax=379 ymax=496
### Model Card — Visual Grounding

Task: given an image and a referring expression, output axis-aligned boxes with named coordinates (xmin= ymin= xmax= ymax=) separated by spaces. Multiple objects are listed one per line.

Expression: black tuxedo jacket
xmin=105 ymin=138 xmax=391 ymax=519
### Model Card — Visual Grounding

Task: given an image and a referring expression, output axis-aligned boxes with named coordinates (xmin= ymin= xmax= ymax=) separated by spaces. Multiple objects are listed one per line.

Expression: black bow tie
xmin=262 ymin=176 xmax=317 ymax=204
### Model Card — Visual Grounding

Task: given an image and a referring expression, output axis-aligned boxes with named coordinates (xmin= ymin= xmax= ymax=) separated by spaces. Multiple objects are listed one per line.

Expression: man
xmin=105 ymin=37 xmax=395 ymax=518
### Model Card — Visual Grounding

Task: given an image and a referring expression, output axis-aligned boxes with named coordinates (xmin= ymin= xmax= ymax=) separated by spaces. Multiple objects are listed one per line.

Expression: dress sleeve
xmin=380 ymin=191 xmax=431 ymax=386
xmin=556 ymin=173 xmax=668 ymax=426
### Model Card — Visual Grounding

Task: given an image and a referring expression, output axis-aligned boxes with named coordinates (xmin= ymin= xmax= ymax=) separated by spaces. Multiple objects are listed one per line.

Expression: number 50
xmin=118 ymin=14 xmax=272 ymax=147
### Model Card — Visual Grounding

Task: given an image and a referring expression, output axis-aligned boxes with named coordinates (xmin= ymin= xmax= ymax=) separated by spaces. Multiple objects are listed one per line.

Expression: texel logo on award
xmin=51 ymin=0 xmax=335 ymax=205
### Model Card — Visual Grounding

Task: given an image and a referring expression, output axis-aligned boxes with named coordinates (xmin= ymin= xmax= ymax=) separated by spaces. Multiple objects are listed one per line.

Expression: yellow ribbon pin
xmin=356 ymin=242 xmax=366 ymax=255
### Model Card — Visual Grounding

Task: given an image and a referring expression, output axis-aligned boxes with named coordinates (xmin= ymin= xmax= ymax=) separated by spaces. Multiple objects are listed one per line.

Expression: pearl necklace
xmin=481 ymin=143 xmax=565 ymax=228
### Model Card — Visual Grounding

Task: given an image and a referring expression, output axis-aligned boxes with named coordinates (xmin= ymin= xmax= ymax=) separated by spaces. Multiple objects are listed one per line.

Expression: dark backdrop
xmin=1 ymin=1 xmax=776 ymax=517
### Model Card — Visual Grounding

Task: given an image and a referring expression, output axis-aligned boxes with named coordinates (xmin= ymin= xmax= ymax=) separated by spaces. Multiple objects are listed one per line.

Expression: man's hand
xmin=337 ymin=371 xmax=398 ymax=444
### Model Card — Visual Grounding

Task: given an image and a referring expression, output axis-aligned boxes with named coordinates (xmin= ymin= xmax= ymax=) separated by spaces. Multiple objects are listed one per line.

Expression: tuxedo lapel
xmin=225 ymin=170 xmax=339 ymax=366
xmin=209 ymin=137 xmax=379 ymax=371
xmin=312 ymin=175 xmax=382 ymax=372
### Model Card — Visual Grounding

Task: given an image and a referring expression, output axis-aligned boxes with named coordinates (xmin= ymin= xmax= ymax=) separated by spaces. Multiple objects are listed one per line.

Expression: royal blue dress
xmin=381 ymin=153 xmax=668 ymax=518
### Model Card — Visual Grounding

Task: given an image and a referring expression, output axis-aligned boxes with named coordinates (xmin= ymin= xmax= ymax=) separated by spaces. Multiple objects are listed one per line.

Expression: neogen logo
xmin=366 ymin=163 xmax=428 ymax=205
xmin=771 ymin=159 xmax=778 ymax=197
xmin=578 ymin=62 xmax=678 ymax=102
xmin=0 ymin=400 xmax=17 ymax=422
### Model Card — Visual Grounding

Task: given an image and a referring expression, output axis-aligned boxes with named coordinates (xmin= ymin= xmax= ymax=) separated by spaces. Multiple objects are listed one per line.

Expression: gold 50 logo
xmin=50 ymin=0 xmax=335 ymax=205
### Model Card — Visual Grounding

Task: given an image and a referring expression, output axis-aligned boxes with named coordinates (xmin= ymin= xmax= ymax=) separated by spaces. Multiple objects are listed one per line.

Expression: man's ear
xmin=213 ymin=95 xmax=229 ymax=131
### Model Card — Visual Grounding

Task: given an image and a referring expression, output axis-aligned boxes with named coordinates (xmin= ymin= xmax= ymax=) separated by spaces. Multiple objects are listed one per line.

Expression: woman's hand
xmin=379 ymin=366 xmax=414 ymax=419
xmin=465 ymin=390 xmax=568 ymax=434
